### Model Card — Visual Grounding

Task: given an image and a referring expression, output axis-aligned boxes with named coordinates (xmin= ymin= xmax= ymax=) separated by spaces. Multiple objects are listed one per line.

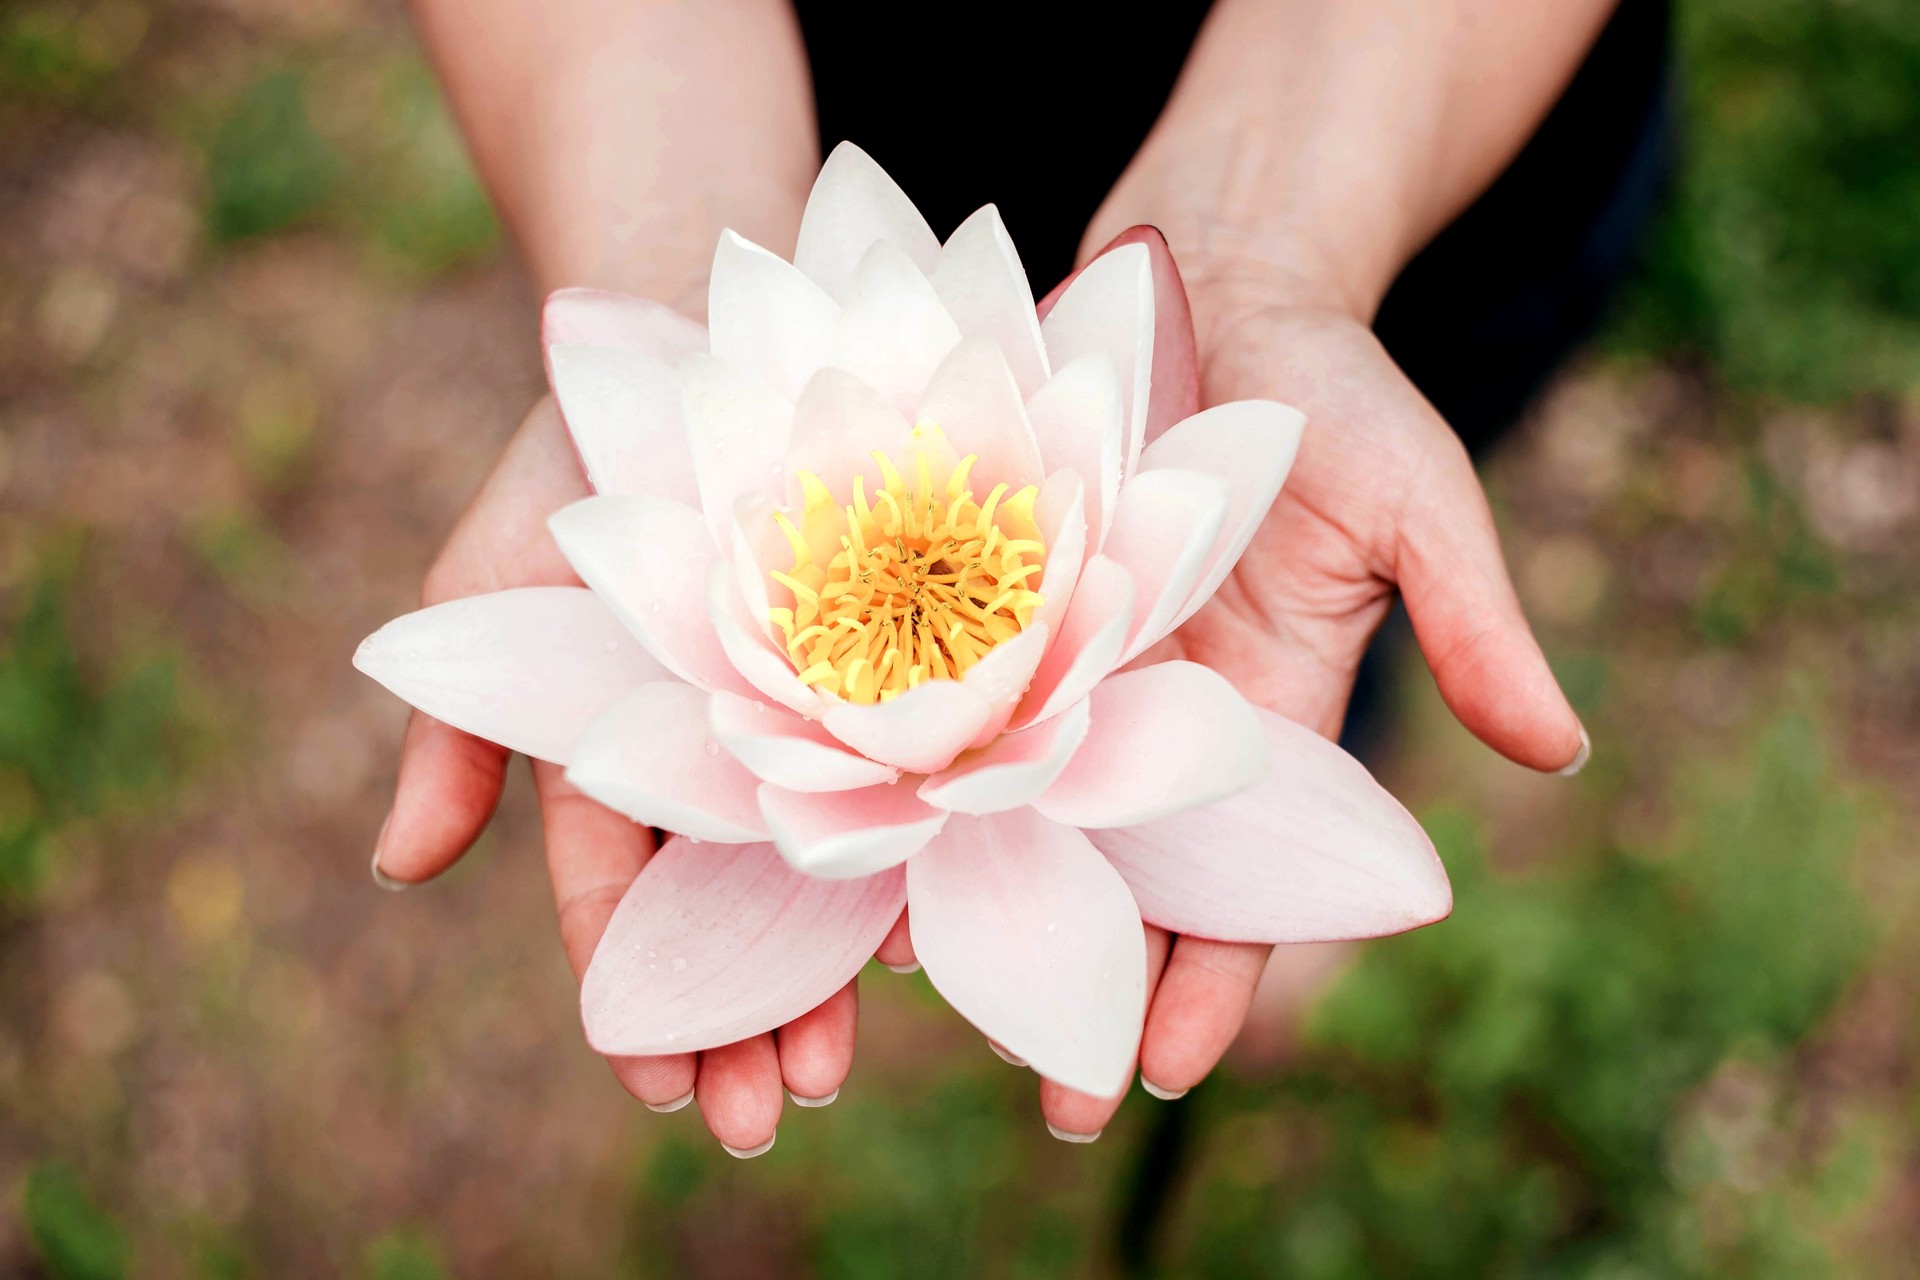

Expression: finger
xmin=1396 ymin=431 xmax=1587 ymax=774
xmin=374 ymin=711 xmax=508 ymax=887
xmin=1137 ymin=937 xmax=1273 ymax=1098
xmin=696 ymin=1033 xmax=784 ymax=1156
xmin=1038 ymin=926 xmax=1172 ymax=1141
xmin=532 ymin=761 xmax=695 ymax=1109
xmin=874 ymin=907 xmax=917 ymax=972
xmin=775 ymin=979 xmax=858 ymax=1106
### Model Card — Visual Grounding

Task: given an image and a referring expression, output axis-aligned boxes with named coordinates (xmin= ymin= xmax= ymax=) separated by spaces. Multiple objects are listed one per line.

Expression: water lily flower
xmin=355 ymin=144 xmax=1450 ymax=1097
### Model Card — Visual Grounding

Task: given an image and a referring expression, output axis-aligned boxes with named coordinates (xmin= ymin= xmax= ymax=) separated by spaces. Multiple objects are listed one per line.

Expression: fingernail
xmin=989 ymin=1041 xmax=1028 ymax=1068
xmin=370 ymin=815 xmax=408 ymax=892
xmin=884 ymin=961 xmax=921 ymax=974
xmin=1046 ymin=1122 xmax=1102 ymax=1144
xmin=645 ymin=1089 xmax=694 ymax=1114
xmin=1557 ymin=725 xmax=1592 ymax=778
xmin=788 ymin=1088 xmax=838 ymax=1108
xmin=1140 ymin=1077 xmax=1189 ymax=1101
xmin=721 ymin=1132 xmax=776 ymax=1159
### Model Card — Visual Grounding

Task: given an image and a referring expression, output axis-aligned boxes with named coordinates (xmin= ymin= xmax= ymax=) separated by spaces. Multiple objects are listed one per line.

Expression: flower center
xmin=768 ymin=428 xmax=1045 ymax=706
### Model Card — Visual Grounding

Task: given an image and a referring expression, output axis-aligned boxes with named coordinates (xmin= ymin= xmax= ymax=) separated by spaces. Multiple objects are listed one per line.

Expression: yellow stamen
xmin=767 ymin=435 xmax=1046 ymax=705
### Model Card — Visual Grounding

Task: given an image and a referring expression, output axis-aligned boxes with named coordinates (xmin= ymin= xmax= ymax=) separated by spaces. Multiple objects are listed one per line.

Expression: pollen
xmin=767 ymin=429 xmax=1045 ymax=705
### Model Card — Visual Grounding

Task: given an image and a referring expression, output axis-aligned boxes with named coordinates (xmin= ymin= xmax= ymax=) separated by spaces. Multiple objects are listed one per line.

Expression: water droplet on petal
xmin=646 ymin=949 xmax=656 ymax=959
xmin=650 ymin=600 xmax=662 ymax=613
xmin=1045 ymin=922 xmax=1057 ymax=934
xmin=703 ymin=739 xmax=720 ymax=757
xmin=604 ymin=638 xmax=620 ymax=652
xmin=671 ymin=956 xmax=688 ymax=972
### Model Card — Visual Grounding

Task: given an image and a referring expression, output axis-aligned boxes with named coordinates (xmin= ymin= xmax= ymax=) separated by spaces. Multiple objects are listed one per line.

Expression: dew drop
xmin=704 ymin=739 xmax=721 ymax=757
xmin=650 ymin=600 xmax=662 ymax=613
xmin=1046 ymin=922 xmax=1057 ymax=934
xmin=646 ymin=949 xmax=657 ymax=959
xmin=604 ymin=638 xmax=620 ymax=652
xmin=671 ymin=956 xmax=688 ymax=972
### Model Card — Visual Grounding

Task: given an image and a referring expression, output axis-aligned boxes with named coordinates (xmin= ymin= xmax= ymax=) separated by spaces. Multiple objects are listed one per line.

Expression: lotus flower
xmin=354 ymin=144 xmax=1450 ymax=1096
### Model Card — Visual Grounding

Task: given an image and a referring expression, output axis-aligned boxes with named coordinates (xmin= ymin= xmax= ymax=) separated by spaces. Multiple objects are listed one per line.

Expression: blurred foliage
xmin=0 ymin=2 xmax=148 ymax=108
xmin=199 ymin=57 xmax=497 ymax=274
xmin=363 ymin=1228 xmax=451 ymax=1280
xmin=23 ymin=1163 xmax=130 ymax=1280
xmin=1169 ymin=716 xmax=1874 ymax=1278
xmin=1611 ymin=0 xmax=1920 ymax=400
xmin=0 ymin=557 xmax=181 ymax=901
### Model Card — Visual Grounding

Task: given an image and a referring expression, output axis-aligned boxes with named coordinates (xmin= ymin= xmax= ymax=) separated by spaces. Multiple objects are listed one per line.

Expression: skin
xmin=386 ymin=0 xmax=1613 ymax=1151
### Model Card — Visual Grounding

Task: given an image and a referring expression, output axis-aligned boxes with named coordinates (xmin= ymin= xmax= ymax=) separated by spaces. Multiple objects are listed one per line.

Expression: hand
xmin=1013 ymin=240 xmax=1586 ymax=1137
xmin=373 ymin=396 xmax=860 ymax=1155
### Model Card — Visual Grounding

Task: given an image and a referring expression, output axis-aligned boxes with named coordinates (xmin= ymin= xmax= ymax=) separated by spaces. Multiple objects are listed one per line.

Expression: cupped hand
xmin=1020 ymin=236 xmax=1585 ymax=1139
xmin=374 ymin=396 xmax=860 ymax=1156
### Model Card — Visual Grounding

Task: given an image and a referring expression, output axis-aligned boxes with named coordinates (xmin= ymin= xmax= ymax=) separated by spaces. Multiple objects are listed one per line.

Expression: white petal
xmin=548 ymin=344 xmax=699 ymax=506
xmin=1141 ymin=400 xmax=1306 ymax=631
xmin=679 ymin=354 xmax=793 ymax=547
xmin=918 ymin=698 xmax=1090 ymax=814
xmin=930 ymin=204 xmax=1049 ymax=397
xmin=1030 ymin=470 xmax=1086 ymax=644
xmin=1089 ymin=707 xmax=1452 ymax=942
xmin=1027 ymin=351 xmax=1125 ymax=546
xmin=1102 ymin=468 xmax=1228 ymax=663
xmin=957 ymin=621 xmax=1051 ymax=746
xmin=706 ymin=559 xmax=826 ymax=718
xmin=707 ymin=230 xmax=841 ymax=403
xmin=785 ymin=365 xmax=920 ymax=496
xmin=820 ymin=678 xmax=993 ymax=775
xmin=710 ymin=689 xmax=899 ymax=792
xmin=1039 ymin=243 xmax=1152 ymax=481
xmin=793 ymin=141 xmax=941 ymax=300
xmin=915 ymin=334 xmax=1045 ymax=494
xmin=908 ymin=809 xmax=1147 ymax=1096
xmin=583 ymin=839 xmax=903 ymax=1055
xmin=760 ymin=783 xmax=948 ymax=879
xmin=567 ymin=683 xmax=768 ymax=842
xmin=1033 ymin=661 xmax=1269 ymax=828
xmin=825 ymin=240 xmax=962 ymax=416
xmin=543 ymin=287 xmax=706 ymax=361
xmin=1014 ymin=555 xmax=1134 ymax=729
xmin=354 ymin=587 xmax=669 ymax=764
xmin=548 ymin=494 xmax=753 ymax=696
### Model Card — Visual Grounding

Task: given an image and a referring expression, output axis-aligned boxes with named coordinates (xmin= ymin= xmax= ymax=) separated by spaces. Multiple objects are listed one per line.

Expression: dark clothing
xmin=794 ymin=0 xmax=1673 ymax=447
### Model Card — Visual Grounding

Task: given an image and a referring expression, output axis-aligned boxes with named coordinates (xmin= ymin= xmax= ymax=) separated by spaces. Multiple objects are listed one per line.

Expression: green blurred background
xmin=2 ymin=1 xmax=1918 ymax=1276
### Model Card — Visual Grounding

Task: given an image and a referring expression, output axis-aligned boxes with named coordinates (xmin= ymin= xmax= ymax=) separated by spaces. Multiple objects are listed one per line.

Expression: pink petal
xmin=709 ymin=689 xmax=899 ymax=792
xmin=918 ymin=698 xmax=1090 ymax=815
xmin=929 ymin=204 xmax=1050 ymax=397
xmin=915 ymin=335 xmax=1045 ymax=494
xmin=566 ymin=682 xmax=769 ymax=842
xmin=1013 ymin=555 xmax=1134 ymax=729
xmin=679 ymin=354 xmax=793 ymax=548
xmin=548 ymin=495 xmax=754 ymax=696
xmin=583 ymin=838 xmax=904 ymax=1055
xmin=1141 ymin=400 xmax=1306 ymax=633
xmin=907 ymin=809 xmax=1147 ymax=1096
xmin=546 ymin=344 xmax=699 ymax=506
xmin=1034 ymin=661 xmax=1269 ymax=828
xmin=793 ymin=142 xmax=941 ymax=299
xmin=1088 ymin=707 xmax=1451 ymax=942
xmin=707 ymin=230 xmax=840 ymax=403
xmin=1030 ymin=470 xmax=1086 ymax=644
xmin=1038 ymin=243 xmax=1152 ymax=481
xmin=706 ymin=560 xmax=827 ymax=718
xmin=1102 ymin=468 xmax=1228 ymax=664
xmin=353 ymin=587 xmax=669 ymax=765
xmin=1026 ymin=352 xmax=1124 ymax=545
xmin=820 ymin=678 xmax=993 ymax=775
xmin=759 ymin=783 xmax=949 ymax=879
xmin=958 ymin=621 xmax=1051 ymax=746
xmin=784 ymin=366 xmax=920 ymax=497
xmin=542 ymin=287 xmax=706 ymax=361
xmin=825 ymin=239 xmax=961 ymax=416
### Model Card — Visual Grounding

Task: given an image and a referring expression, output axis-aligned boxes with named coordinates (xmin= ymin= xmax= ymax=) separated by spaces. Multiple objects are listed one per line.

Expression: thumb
xmin=1395 ymin=434 xmax=1588 ymax=775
